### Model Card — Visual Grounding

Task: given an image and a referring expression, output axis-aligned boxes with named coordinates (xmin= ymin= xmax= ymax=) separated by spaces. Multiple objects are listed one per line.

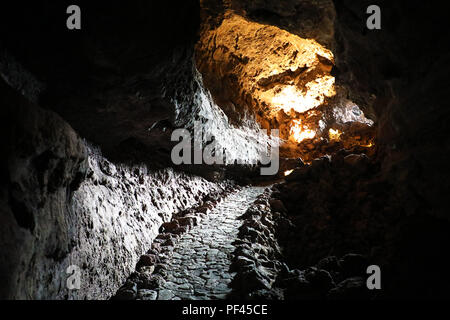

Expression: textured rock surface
xmin=273 ymin=154 xmax=450 ymax=298
xmin=2 ymin=0 xmax=450 ymax=300
xmin=195 ymin=3 xmax=376 ymax=162
xmin=114 ymin=187 xmax=264 ymax=300
xmin=195 ymin=0 xmax=450 ymax=298
xmin=196 ymin=12 xmax=335 ymax=127
xmin=229 ymin=0 xmax=336 ymax=49
xmin=68 ymin=151 xmax=224 ymax=300
xmin=0 ymin=1 xmax=277 ymax=170
xmin=0 ymin=1 xmax=201 ymax=168
xmin=230 ymin=188 xmax=286 ymax=299
xmin=1 ymin=1 xmax=278 ymax=300
xmin=174 ymin=68 xmax=279 ymax=166
xmin=0 ymin=78 xmax=225 ymax=299
xmin=1 ymin=78 xmax=86 ymax=299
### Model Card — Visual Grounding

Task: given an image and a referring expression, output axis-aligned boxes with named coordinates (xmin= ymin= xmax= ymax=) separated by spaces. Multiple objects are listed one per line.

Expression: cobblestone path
xmin=156 ymin=186 xmax=265 ymax=300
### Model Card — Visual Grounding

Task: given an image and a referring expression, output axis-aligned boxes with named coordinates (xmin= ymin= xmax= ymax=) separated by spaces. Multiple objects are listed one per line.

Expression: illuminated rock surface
xmin=1 ymin=0 xmax=450 ymax=300
xmin=196 ymin=8 xmax=375 ymax=162
xmin=196 ymin=12 xmax=335 ymax=128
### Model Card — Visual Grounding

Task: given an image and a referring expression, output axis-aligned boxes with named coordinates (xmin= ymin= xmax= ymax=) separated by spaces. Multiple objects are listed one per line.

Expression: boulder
xmin=136 ymin=254 xmax=160 ymax=270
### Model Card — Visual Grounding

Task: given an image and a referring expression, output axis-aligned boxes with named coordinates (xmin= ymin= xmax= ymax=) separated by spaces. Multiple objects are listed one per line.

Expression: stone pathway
xmin=156 ymin=186 xmax=265 ymax=300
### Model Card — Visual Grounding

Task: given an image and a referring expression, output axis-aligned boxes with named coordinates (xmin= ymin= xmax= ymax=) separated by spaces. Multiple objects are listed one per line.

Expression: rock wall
xmin=333 ymin=0 xmax=450 ymax=221
xmin=174 ymin=67 xmax=279 ymax=166
xmin=2 ymin=0 xmax=449 ymax=300
xmin=0 ymin=1 xmax=201 ymax=168
xmin=1 ymin=78 xmax=86 ymax=299
xmin=1 ymin=1 xmax=282 ymax=299
xmin=0 ymin=1 xmax=276 ymax=170
xmin=67 ymin=150 xmax=223 ymax=300
xmin=225 ymin=0 xmax=450 ymax=298
xmin=195 ymin=12 xmax=335 ymax=128
xmin=0 ymin=78 xmax=222 ymax=299
xmin=195 ymin=1 xmax=376 ymax=162
xmin=193 ymin=0 xmax=450 ymax=298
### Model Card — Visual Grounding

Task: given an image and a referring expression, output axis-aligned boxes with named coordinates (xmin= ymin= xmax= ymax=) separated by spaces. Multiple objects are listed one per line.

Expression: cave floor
xmin=154 ymin=186 xmax=265 ymax=300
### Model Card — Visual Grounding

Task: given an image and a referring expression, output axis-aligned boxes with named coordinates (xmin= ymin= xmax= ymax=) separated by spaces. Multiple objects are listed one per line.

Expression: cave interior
xmin=1 ymin=0 xmax=450 ymax=300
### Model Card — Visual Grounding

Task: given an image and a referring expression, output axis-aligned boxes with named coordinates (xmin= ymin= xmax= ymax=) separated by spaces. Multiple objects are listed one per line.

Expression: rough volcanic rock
xmin=230 ymin=189 xmax=287 ymax=299
xmin=229 ymin=0 xmax=336 ymax=49
xmin=333 ymin=0 xmax=450 ymax=223
xmin=0 ymin=78 xmax=86 ymax=299
xmin=195 ymin=2 xmax=376 ymax=163
xmin=1 ymin=0 xmax=450 ymax=301
xmin=68 ymin=152 xmax=225 ymax=300
xmin=0 ymin=77 xmax=226 ymax=299
xmin=274 ymin=153 xmax=450 ymax=298
xmin=0 ymin=1 xmax=201 ymax=167
xmin=196 ymin=12 xmax=335 ymax=130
